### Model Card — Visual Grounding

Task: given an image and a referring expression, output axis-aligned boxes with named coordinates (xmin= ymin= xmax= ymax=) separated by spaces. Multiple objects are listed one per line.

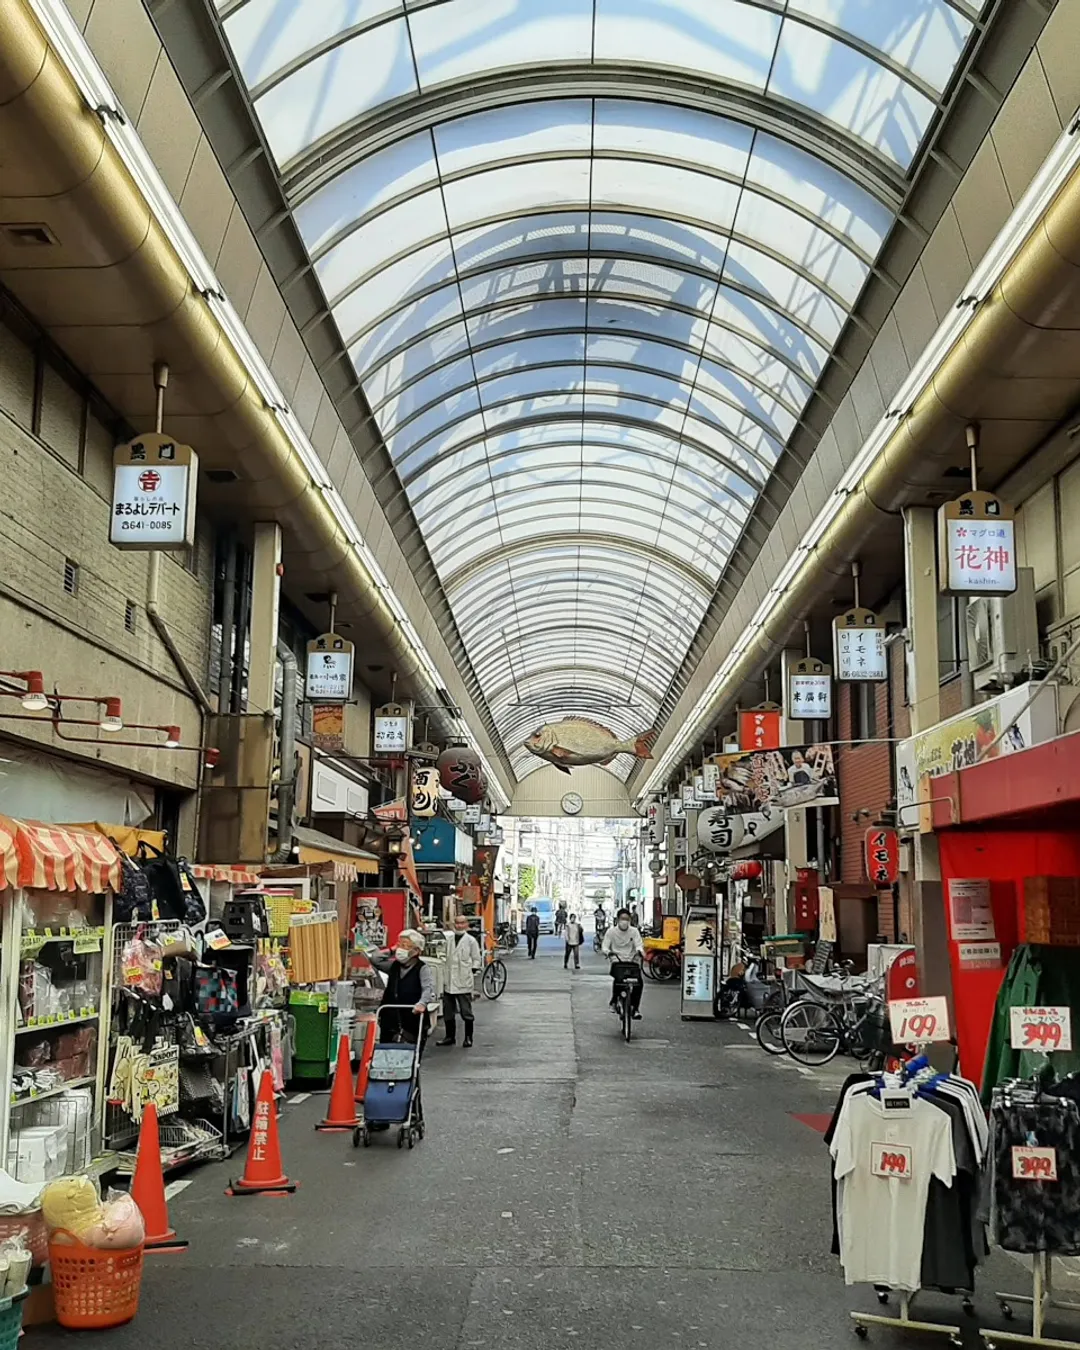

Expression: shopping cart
xmin=353 ymin=1004 xmax=432 ymax=1151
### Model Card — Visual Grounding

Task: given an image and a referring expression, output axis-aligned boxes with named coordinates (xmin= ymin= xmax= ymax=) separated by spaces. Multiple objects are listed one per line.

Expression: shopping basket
xmin=0 ymin=1291 xmax=27 ymax=1350
xmin=49 ymin=1231 xmax=144 ymax=1329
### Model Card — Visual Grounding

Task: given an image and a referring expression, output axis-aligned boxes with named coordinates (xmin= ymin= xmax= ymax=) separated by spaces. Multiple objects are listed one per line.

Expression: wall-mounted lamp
xmin=99 ymin=698 xmax=124 ymax=733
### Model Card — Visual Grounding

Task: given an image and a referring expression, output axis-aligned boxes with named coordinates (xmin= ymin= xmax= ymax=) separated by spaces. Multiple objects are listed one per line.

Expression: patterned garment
xmin=990 ymin=1098 xmax=1080 ymax=1254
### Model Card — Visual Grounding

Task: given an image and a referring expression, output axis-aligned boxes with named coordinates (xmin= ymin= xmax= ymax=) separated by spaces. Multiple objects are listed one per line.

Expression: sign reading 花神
xmin=712 ymin=744 xmax=838 ymax=812
xmin=373 ymin=701 xmax=411 ymax=753
xmin=110 ymin=432 xmax=198 ymax=549
xmin=306 ymin=633 xmax=354 ymax=702
xmin=788 ymin=658 xmax=832 ymax=719
xmin=938 ymin=490 xmax=1017 ymax=595
xmin=834 ymin=608 xmax=887 ymax=682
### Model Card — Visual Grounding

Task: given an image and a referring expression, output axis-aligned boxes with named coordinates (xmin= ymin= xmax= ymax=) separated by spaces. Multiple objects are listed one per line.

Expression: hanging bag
xmin=134 ymin=842 xmax=186 ymax=921
xmin=176 ymin=859 xmax=207 ymax=926
xmin=112 ymin=849 xmax=152 ymax=924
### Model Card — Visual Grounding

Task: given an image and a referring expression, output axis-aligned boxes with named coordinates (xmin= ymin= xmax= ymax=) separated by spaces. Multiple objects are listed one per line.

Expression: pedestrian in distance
xmin=555 ymin=902 xmax=567 ymax=936
xmin=563 ymin=913 xmax=585 ymax=970
xmin=438 ymin=913 xmax=481 ymax=1048
xmin=525 ymin=906 xmax=540 ymax=959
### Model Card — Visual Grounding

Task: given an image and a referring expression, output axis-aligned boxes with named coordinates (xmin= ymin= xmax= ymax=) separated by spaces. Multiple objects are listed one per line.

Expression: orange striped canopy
xmin=191 ymin=863 xmax=261 ymax=885
xmin=0 ymin=816 xmax=122 ymax=893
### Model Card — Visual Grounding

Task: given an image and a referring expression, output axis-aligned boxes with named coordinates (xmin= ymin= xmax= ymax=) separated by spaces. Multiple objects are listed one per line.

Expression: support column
xmin=902 ymin=507 xmax=952 ymax=1005
xmin=248 ymin=522 xmax=282 ymax=715
xmin=779 ymin=648 xmax=809 ymax=934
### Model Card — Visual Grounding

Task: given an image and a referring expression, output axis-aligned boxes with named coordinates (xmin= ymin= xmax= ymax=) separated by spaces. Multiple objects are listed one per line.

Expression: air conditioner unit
xmin=965 ymin=567 xmax=1039 ymax=692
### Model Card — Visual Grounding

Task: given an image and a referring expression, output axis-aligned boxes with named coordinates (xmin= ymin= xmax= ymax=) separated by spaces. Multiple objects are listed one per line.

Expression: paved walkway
xmin=30 ymin=938 xmax=1035 ymax=1347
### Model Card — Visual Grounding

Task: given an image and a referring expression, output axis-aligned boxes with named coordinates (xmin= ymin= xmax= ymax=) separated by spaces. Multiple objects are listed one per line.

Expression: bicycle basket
xmin=611 ymin=961 xmax=643 ymax=984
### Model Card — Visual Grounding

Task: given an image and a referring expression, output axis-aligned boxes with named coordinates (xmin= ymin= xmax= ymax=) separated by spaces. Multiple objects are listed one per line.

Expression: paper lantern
xmin=697 ymin=807 xmax=745 ymax=855
xmin=730 ymin=860 xmax=763 ymax=881
xmin=410 ymin=767 xmax=440 ymax=818
xmin=437 ymin=746 xmax=484 ymax=804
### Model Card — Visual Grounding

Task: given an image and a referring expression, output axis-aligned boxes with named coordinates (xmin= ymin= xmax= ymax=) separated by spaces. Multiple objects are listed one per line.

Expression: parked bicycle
xmin=778 ymin=973 xmax=888 ymax=1068
xmin=495 ymin=922 xmax=518 ymax=952
xmin=481 ymin=951 xmax=507 ymax=999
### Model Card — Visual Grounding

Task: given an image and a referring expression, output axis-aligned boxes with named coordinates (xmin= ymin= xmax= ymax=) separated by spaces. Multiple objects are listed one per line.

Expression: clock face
xmin=561 ymin=792 xmax=584 ymax=816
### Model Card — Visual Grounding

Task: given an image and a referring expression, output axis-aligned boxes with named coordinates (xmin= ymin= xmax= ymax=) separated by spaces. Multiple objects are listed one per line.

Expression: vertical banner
xmin=681 ymin=904 xmax=719 ymax=1021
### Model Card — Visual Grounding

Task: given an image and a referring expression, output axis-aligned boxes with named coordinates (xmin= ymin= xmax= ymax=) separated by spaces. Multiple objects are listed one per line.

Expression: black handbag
xmin=135 ymin=842 xmax=187 ymax=921
xmin=113 ymin=848 xmax=153 ymax=923
xmin=177 ymin=859 xmax=207 ymax=925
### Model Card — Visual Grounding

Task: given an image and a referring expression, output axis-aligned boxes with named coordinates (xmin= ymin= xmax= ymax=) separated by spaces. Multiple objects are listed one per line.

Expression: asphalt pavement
xmin=26 ymin=935 xmax=1041 ymax=1348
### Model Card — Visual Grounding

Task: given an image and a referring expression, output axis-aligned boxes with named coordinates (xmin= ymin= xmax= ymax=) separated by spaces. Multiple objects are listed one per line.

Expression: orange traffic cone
xmin=131 ymin=1102 xmax=188 ymax=1252
xmin=354 ymin=1019 xmax=377 ymax=1105
xmin=226 ymin=1071 xmax=297 ymax=1196
xmin=316 ymin=1034 xmax=360 ymax=1132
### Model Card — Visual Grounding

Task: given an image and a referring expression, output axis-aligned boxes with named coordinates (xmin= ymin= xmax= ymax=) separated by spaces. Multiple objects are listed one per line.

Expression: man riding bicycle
xmin=602 ymin=907 xmax=645 ymax=1019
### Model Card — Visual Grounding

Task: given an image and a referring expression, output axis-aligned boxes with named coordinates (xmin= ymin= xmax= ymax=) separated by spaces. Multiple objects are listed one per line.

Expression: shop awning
xmin=192 ymin=863 xmax=262 ymax=885
xmin=0 ymin=815 xmax=122 ymax=893
xmin=69 ymin=823 xmax=166 ymax=858
xmin=293 ymin=826 xmax=380 ymax=881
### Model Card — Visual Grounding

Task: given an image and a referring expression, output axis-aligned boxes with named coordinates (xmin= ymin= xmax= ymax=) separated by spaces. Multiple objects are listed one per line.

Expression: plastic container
xmin=0 ymin=1213 xmax=47 ymax=1268
xmin=0 ymin=1290 xmax=27 ymax=1350
xmin=48 ymin=1232 xmax=143 ymax=1329
xmin=289 ymin=989 xmax=333 ymax=1083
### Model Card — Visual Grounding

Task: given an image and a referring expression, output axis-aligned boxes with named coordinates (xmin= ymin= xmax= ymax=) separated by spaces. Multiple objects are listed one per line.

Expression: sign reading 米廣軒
xmin=306 ymin=633 xmax=354 ymax=702
xmin=834 ymin=608 xmax=887 ymax=682
xmin=938 ymin=491 xmax=1017 ymax=595
xmin=738 ymin=706 xmax=782 ymax=751
xmin=788 ymin=659 xmax=832 ymax=720
xmin=110 ymin=432 xmax=198 ymax=549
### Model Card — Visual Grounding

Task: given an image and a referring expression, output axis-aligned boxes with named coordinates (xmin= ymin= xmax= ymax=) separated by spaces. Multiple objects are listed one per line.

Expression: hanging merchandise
xmin=133 ymin=843 xmax=187 ymax=922
xmin=826 ymin=1058 xmax=989 ymax=1339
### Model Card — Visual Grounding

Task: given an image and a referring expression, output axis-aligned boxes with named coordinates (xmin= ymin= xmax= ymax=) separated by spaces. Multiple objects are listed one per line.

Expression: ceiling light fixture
xmin=26 ymin=0 xmax=510 ymax=812
xmin=639 ymin=110 xmax=1080 ymax=801
xmin=98 ymin=698 xmax=123 ymax=733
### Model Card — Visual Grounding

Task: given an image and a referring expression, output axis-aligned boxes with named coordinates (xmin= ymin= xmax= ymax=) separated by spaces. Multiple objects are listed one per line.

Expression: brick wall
xmin=0 ymin=311 xmax=213 ymax=793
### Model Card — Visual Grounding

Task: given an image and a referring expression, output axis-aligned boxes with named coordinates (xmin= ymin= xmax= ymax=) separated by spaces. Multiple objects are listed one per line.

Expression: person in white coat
xmin=438 ymin=913 xmax=482 ymax=1048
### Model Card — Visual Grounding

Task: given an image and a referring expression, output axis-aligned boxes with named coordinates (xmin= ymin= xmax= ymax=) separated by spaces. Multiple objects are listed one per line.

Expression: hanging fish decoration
xmin=523 ymin=719 xmax=657 ymax=774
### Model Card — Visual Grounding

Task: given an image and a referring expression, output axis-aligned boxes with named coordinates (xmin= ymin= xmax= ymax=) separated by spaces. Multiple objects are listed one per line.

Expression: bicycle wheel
xmin=755 ymin=1010 xmax=786 ymax=1055
xmin=781 ymin=1001 xmax=841 ymax=1066
xmin=652 ymin=951 xmax=679 ymax=983
xmin=482 ymin=958 xmax=507 ymax=1000
xmin=622 ymin=994 xmax=633 ymax=1042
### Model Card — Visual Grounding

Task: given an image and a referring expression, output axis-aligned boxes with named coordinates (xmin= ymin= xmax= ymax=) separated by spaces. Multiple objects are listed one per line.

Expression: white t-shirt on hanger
xmin=830 ymin=1092 xmax=956 ymax=1291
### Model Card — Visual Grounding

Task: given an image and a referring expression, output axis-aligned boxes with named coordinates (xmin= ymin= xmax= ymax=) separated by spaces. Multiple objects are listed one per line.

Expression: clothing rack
xmin=851 ymin=1291 xmax=961 ymax=1343
xmin=985 ymin=1253 xmax=1080 ymax=1350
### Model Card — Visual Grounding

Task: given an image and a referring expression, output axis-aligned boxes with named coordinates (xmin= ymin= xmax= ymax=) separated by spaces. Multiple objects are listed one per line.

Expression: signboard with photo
xmin=306 ymin=633 xmax=354 ymax=702
xmin=712 ymin=744 xmax=838 ymax=813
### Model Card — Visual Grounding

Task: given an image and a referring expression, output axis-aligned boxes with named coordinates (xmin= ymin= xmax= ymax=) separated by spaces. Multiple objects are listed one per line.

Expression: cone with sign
xmin=226 ymin=1071 xmax=296 ymax=1196
xmin=316 ymin=1034 xmax=361 ymax=1131
xmin=131 ymin=1102 xmax=188 ymax=1252
xmin=354 ymin=1019 xmax=377 ymax=1105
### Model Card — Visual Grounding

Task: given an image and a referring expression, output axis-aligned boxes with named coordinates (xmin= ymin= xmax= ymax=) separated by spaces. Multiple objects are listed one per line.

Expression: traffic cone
xmin=316 ymin=1034 xmax=360 ymax=1132
xmin=131 ymin=1102 xmax=188 ymax=1252
xmin=226 ymin=1071 xmax=297 ymax=1196
xmin=354 ymin=1019 xmax=377 ymax=1105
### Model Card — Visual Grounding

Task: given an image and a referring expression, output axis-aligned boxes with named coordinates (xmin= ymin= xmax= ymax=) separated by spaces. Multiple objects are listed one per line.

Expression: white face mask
xmin=618 ymin=918 xmax=630 ymax=931
xmin=394 ymin=947 xmax=411 ymax=962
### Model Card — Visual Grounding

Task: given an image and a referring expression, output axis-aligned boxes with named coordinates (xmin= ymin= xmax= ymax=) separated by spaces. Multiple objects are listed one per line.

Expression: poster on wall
xmin=311 ymin=703 xmax=344 ymax=752
xmin=711 ymin=744 xmax=837 ymax=813
xmin=947 ymin=878 xmax=996 ymax=942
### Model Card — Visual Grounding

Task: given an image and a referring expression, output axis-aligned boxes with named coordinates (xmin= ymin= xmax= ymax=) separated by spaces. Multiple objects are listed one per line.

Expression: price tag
xmin=888 ymin=995 xmax=951 ymax=1045
xmin=1012 ymin=1146 xmax=1057 ymax=1181
xmin=871 ymin=1143 xmax=912 ymax=1179
xmin=207 ymin=931 xmax=231 ymax=950
xmin=72 ymin=933 xmax=101 ymax=955
xmin=1009 ymin=1007 xmax=1072 ymax=1052
xmin=21 ymin=933 xmax=45 ymax=959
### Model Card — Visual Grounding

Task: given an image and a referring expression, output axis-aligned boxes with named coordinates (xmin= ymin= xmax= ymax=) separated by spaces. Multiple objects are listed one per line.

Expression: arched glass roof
xmin=216 ymin=0 xmax=987 ymax=780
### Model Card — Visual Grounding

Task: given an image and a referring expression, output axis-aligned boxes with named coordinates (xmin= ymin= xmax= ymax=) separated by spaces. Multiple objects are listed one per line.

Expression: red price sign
xmin=1011 ymin=1146 xmax=1058 ymax=1182
xmin=888 ymin=995 xmax=951 ymax=1045
xmin=1009 ymin=1007 xmax=1072 ymax=1052
xmin=871 ymin=1142 xmax=912 ymax=1180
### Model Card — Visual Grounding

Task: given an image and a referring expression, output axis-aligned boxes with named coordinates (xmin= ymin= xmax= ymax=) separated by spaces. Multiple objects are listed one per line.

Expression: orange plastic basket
xmin=48 ymin=1232 xmax=144 ymax=1330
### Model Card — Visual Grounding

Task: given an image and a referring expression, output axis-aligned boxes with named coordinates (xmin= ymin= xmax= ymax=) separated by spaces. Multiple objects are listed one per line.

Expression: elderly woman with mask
xmin=370 ymin=929 xmax=437 ymax=1050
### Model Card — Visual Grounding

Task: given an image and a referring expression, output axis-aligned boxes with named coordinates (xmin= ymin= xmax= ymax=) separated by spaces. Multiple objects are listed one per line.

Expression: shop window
xmin=853 ymin=681 xmax=877 ymax=742
xmin=62 ymin=557 xmax=79 ymax=596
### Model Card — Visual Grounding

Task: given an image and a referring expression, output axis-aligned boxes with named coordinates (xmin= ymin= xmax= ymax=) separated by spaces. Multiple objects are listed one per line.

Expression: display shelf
xmin=15 ymin=1012 xmax=99 ymax=1035
xmin=9 ymin=1075 xmax=96 ymax=1107
xmin=21 ymin=926 xmax=106 ymax=952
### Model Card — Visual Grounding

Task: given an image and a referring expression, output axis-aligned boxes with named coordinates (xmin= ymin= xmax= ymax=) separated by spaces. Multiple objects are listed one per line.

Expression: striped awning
xmin=192 ymin=863 xmax=261 ymax=885
xmin=0 ymin=815 xmax=122 ymax=893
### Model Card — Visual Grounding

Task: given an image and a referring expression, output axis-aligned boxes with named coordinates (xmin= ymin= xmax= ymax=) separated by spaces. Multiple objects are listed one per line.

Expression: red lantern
xmin=730 ymin=860 xmax=763 ymax=881
xmin=437 ymin=745 xmax=485 ymax=804
xmin=864 ymin=827 xmax=900 ymax=887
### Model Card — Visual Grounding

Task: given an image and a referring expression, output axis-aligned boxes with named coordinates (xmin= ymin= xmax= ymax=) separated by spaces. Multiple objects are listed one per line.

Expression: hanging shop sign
xmin=680 ymin=783 xmax=695 ymax=808
xmin=110 ymin=432 xmax=198 ymax=549
xmin=306 ymin=634 xmax=354 ymax=703
xmin=463 ymin=803 xmax=481 ymax=824
xmin=667 ymin=794 xmax=685 ymax=820
xmin=1009 ymin=1006 xmax=1073 ymax=1052
xmin=372 ymin=701 xmax=410 ymax=753
xmin=712 ymin=744 xmax=838 ymax=812
xmin=946 ymin=877 xmax=996 ymax=942
xmin=788 ymin=659 xmax=833 ymax=720
xmin=311 ymin=703 xmax=344 ymax=753
xmin=702 ymin=763 xmax=720 ymax=796
xmin=697 ymin=807 xmax=745 ymax=854
xmin=834 ymin=608 xmax=887 ymax=682
xmin=478 ymin=812 xmax=492 ymax=833
xmin=938 ymin=490 xmax=1017 ymax=595
xmin=694 ymin=774 xmax=712 ymax=803
xmin=645 ymin=799 xmax=663 ymax=844
xmin=437 ymin=745 xmax=485 ymax=804
xmin=410 ymin=766 xmax=440 ymax=817
xmin=737 ymin=706 xmax=782 ymax=751
xmin=864 ymin=827 xmax=900 ymax=887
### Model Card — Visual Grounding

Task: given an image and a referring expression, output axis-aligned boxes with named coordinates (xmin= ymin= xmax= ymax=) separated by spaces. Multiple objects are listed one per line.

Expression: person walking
xmin=438 ymin=913 xmax=481 ymax=1048
xmin=525 ymin=906 xmax=540 ymax=959
xmin=555 ymin=902 xmax=567 ymax=936
xmin=563 ymin=913 xmax=584 ymax=970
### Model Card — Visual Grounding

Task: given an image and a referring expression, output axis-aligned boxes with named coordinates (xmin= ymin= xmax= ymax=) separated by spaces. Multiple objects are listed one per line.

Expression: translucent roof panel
xmin=216 ymin=3 xmax=986 ymax=778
